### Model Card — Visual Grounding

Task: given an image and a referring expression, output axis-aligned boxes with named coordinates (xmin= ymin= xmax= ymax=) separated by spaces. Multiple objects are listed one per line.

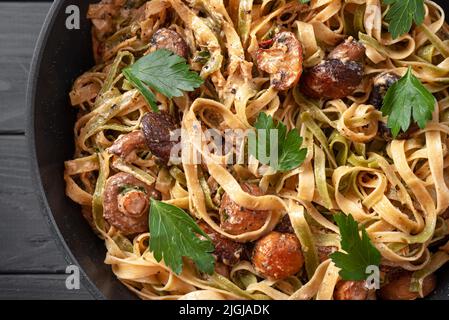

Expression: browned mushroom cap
xmin=141 ymin=111 xmax=180 ymax=164
xmin=150 ymin=28 xmax=189 ymax=59
xmin=328 ymin=38 xmax=365 ymax=62
xmin=334 ymin=280 xmax=376 ymax=300
xmin=301 ymin=59 xmax=363 ymax=100
xmin=273 ymin=217 xmax=338 ymax=263
xmin=198 ymin=222 xmax=245 ymax=266
xmin=103 ymin=172 xmax=160 ymax=235
xmin=219 ymin=183 xmax=270 ymax=235
xmin=252 ymin=231 xmax=304 ymax=280
xmin=300 ymin=38 xmax=365 ymax=99
xmin=108 ymin=130 xmax=147 ymax=162
xmin=378 ymin=271 xmax=436 ymax=300
xmin=369 ymin=72 xmax=401 ymax=110
xmin=256 ymin=31 xmax=304 ymax=91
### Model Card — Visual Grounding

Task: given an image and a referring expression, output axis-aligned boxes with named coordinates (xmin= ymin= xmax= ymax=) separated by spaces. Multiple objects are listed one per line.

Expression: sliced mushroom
xmin=379 ymin=271 xmax=436 ymax=300
xmin=108 ymin=130 xmax=147 ymax=162
xmin=141 ymin=111 xmax=180 ymax=164
xmin=150 ymin=28 xmax=189 ymax=59
xmin=219 ymin=183 xmax=270 ymax=235
xmin=103 ymin=172 xmax=160 ymax=235
xmin=252 ymin=231 xmax=304 ymax=280
xmin=198 ymin=222 xmax=244 ymax=266
xmin=256 ymin=31 xmax=303 ymax=91
xmin=300 ymin=38 xmax=365 ymax=99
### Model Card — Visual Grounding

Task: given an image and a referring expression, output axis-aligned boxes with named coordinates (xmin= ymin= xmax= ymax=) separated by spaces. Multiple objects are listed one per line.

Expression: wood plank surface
xmin=0 ymin=135 xmax=68 ymax=273
xmin=0 ymin=2 xmax=52 ymax=134
xmin=0 ymin=1 xmax=95 ymax=299
xmin=0 ymin=274 xmax=92 ymax=300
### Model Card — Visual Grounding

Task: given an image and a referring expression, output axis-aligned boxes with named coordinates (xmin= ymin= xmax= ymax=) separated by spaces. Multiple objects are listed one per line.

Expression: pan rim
xmin=24 ymin=0 xmax=449 ymax=300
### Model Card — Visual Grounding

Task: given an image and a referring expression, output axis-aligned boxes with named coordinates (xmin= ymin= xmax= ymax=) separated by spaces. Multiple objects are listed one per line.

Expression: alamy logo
xmin=65 ymin=265 xmax=80 ymax=290
xmin=65 ymin=5 xmax=80 ymax=30
xmin=365 ymin=265 xmax=380 ymax=290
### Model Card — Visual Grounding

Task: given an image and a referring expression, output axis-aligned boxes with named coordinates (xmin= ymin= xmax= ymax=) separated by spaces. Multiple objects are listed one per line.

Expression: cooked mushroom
xmin=379 ymin=271 xmax=436 ymax=300
xmin=252 ymin=231 xmax=304 ymax=280
xmin=442 ymin=207 xmax=449 ymax=219
xmin=141 ymin=111 xmax=180 ymax=164
xmin=327 ymin=39 xmax=366 ymax=61
xmin=333 ymin=280 xmax=376 ymax=300
xmin=317 ymin=245 xmax=338 ymax=263
xmin=256 ymin=31 xmax=303 ymax=91
xmin=300 ymin=38 xmax=365 ymax=99
xmin=369 ymin=72 xmax=401 ymax=110
xmin=219 ymin=183 xmax=270 ymax=235
xmin=198 ymin=222 xmax=244 ymax=266
xmin=108 ymin=130 xmax=147 ymax=162
xmin=103 ymin=172 xmax=160 ymax=235
xmin=150 ymin=28 xmax=189 ymax=59
xmin=214 ymin=262 xmax=231 ymax=278
xmin=274 ymin=214 xmax=295 ymax=234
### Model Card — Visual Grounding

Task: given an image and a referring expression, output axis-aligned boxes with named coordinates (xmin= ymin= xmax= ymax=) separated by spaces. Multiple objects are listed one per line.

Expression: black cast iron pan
xmin=27 ymin=0 xmax=449 ymax=300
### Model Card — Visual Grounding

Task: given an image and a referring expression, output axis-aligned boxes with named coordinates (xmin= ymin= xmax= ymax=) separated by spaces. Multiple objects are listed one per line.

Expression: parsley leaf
xmin=330 ymin=213 xmax=381 ymax=281
xmin=384 ymin=0 xmax=425 ymax=39
xmin=123 ymin=49 xmax=203 ymax=112
xmin=250 ymin=113 xmax=307 ymax=172
xmin=381 ymin=67 xmax=435 ymax=138
xmin=149 ymin=199 xmax=215 ymax=275
xmin=299 ymin=0 xmax=310 ymax=3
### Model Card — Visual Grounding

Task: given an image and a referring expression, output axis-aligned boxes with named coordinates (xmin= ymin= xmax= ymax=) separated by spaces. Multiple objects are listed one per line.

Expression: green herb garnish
xmin=123 ymin=49 xmax=203 ymax=112
xmin=249 ymin=113 xmax=307 ymax=172
xmin=149 ymin=199 xmax=215 ymax=275
xmin=381 ymin=66 xmax=435 ymax=138
xmin=384 ymin=0 xmax=425 ymax=39
xmin=330 ymin=213 xmax=381 ymax=281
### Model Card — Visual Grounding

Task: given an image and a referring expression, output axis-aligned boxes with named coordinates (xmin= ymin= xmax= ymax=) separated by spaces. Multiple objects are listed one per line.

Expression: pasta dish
xmin=64 ymin=0 xmax=449 ymax=300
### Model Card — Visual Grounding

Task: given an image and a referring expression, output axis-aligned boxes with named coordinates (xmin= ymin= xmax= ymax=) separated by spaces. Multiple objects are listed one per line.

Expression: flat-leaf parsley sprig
xmin=149 ymin=199 xmax=215 ymax=275
xmin=330 ymin=213 xmax=381 ymax=281
xmin=383 ymin=0 xmax=425 ymax=39
xmin=249 ymin=113 xmax=307 ymax=172
xmin=123 ymin=49 xmax=203 ymax=112
xmin=381 ymin=66 xmax=435 ymax=138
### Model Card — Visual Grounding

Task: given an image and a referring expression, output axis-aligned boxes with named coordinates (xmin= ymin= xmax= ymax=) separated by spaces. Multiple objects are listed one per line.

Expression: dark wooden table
xmin=0 ymin=1 xmax=93 ymax=299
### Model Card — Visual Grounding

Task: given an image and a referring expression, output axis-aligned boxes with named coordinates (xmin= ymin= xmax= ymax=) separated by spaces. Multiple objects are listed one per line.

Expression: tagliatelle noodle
xmin=64 ymin=0 xmax=449 ymax=300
